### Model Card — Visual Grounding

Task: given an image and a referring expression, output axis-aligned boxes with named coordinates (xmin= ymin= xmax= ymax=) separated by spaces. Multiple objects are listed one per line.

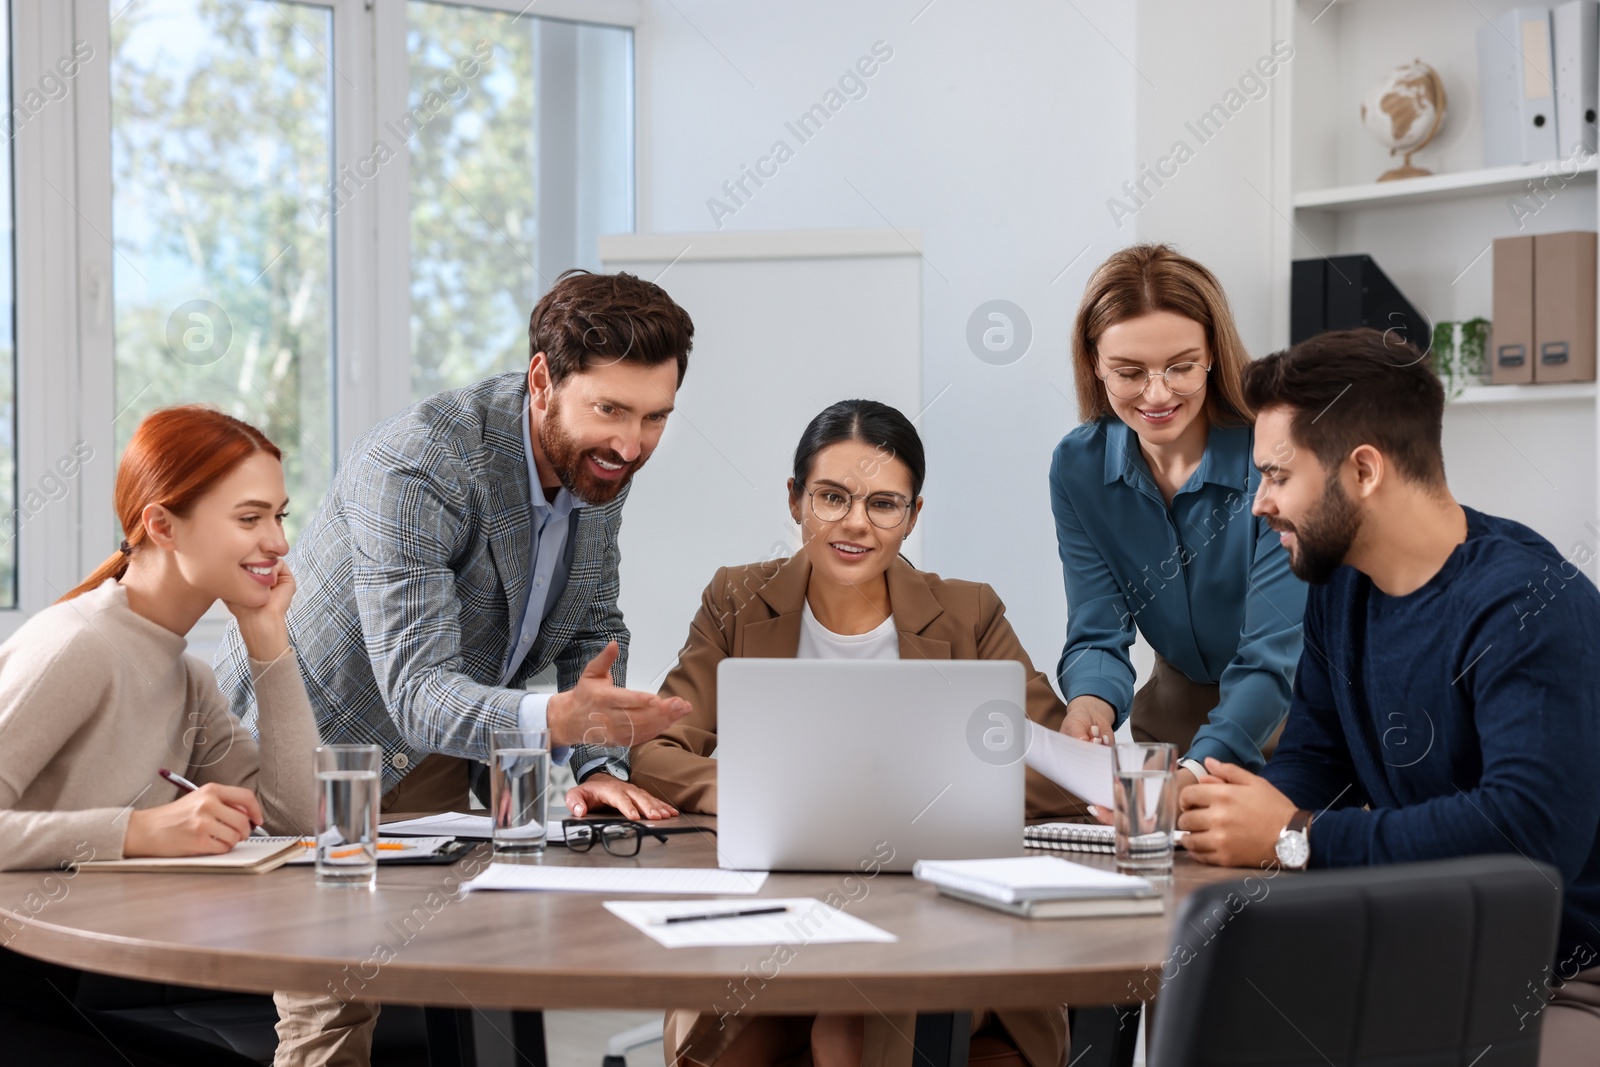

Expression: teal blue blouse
xmin=1049 ymin=417 xmax=1307 ymax=770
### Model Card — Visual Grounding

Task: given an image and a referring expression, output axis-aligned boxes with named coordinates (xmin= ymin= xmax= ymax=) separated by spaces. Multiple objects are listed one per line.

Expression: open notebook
xmin=75 ymin=838 xmax=301 ymax=875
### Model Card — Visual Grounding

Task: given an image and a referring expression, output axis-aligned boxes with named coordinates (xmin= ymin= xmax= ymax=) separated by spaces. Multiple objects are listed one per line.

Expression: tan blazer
xmin=630 ymin=553 xmax=1091 ymax=820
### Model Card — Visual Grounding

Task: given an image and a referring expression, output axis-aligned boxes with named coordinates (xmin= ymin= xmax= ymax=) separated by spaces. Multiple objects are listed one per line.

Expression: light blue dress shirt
xmin=505 ymin=402 xmax=593 ymax=774
xmin=1049 ymin=416 xmax=1307 ymax=770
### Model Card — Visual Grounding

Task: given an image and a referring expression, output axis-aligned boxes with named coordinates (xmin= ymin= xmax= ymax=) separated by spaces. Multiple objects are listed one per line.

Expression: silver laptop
xmin=715 ymin=659 xmax=1027 ymax=872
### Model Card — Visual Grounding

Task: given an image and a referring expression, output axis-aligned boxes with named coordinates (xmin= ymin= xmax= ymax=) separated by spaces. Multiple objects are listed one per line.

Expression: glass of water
xmin=491 ymin=729 xmax=551 ymax=856
xmin=1111 ymin=741 xmax=1177 ymax=874
xmin=315 ymin=744 xmax=381 ymax=888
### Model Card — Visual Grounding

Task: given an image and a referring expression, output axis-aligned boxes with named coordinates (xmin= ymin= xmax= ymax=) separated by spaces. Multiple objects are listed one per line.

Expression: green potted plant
xmin=1429 ymin=317 xmax=1490 ymax=400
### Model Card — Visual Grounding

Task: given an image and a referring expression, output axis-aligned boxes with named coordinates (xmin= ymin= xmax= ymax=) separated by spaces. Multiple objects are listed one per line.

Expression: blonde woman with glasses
xmin=1051 ymin=244 xmax=1307 ymax=800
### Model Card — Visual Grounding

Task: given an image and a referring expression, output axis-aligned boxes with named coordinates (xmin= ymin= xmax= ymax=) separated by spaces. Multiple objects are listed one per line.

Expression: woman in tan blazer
xmin=629 ymin=553 xmax=1087 ymax=822
xmin=622 ymin=400 xmax=1087 ymax=1067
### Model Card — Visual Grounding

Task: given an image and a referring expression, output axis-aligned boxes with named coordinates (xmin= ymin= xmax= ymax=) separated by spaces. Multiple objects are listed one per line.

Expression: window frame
xmin=0 ymin=0 xmax=638 ymax=640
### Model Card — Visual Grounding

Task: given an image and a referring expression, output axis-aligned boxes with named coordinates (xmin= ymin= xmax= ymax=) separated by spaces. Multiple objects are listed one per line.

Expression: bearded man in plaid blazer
xmin=214 ymin=270 xmax=696 ymax=1067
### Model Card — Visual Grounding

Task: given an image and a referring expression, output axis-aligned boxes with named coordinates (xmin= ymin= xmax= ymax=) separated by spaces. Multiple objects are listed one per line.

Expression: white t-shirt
xmin=796 ymin=600 xmax=900 ymax=661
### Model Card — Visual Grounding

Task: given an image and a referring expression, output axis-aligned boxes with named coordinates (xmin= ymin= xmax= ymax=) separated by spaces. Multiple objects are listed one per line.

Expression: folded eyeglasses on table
xmin=561 ymin=818 xmax=716 ymax=857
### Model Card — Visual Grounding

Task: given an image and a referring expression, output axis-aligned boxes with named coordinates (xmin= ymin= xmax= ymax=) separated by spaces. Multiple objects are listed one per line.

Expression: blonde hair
xmin=1070 ymin=244 xmax=1252 ymax=426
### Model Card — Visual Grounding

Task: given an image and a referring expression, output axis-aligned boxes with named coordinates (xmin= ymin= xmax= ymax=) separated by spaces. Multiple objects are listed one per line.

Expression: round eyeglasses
xmin=805 ymin=485 xmax=913 ymax=529
xmin=1100 ymin=361 xmax=1210 ymax=400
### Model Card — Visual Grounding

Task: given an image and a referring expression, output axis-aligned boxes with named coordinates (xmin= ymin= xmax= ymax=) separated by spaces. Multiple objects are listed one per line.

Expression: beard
xmin=537 ymin=393 xmax=646 ymax=505
xmin=1273 ymin=475 xmax=1360 ymax=585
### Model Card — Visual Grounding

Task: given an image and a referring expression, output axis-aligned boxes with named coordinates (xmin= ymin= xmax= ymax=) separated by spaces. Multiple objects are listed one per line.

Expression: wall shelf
xmin=1295 ymin=159 xmax=1598 ymax=211
xmin=1450 ymin=382 xmax=1598 ymax=406
xmin=1279 ymin=0 xmax=1598 ymax=560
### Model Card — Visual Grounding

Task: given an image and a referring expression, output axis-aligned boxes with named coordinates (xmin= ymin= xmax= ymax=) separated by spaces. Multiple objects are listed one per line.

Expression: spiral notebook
xmin=1024 ymin=822 xmax=1117 ymax=854
xmin=1024 ymin=823 xmax=1188 ymax=854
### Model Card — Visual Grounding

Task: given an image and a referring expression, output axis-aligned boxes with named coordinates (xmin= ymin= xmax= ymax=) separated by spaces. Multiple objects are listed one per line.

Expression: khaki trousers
xmin=1540 ymin=965 xmax=1600 ymax=1066
xmin=1129 ymin=655 xmax=1282 ymax=762
xmin=273 ymin=754 xmax=472 ymax=1067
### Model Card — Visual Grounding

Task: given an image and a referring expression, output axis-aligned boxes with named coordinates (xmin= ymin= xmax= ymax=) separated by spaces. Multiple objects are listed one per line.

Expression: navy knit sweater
xmin=1264 ymin=508 xmax=1600 ymax=964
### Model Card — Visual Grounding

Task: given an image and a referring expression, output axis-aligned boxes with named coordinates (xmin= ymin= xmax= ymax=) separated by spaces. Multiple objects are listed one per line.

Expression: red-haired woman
xmin=0 ymin=406 xmax=317 ymax=1065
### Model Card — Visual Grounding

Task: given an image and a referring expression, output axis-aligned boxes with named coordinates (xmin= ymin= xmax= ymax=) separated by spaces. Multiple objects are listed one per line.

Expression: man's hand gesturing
xmin=546 ymin=641 xmax=692 ymax=748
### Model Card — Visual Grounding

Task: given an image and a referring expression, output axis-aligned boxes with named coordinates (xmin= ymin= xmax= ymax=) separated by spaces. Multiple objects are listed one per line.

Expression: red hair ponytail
xmin=59 ymin=406 xmax=281 ymax=602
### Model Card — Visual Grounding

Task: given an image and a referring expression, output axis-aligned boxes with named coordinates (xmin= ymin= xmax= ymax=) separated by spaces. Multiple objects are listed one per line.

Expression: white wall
xmin=627 ymin=0 xmax=1137 ymax=677
xmin=1131 ymin=0 xmax=1286 ymax=357
xmin=601 ymin=233 xmax=923 ymax=688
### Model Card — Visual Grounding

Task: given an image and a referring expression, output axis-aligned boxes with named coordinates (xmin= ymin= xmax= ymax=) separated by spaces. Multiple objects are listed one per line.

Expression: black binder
xmin=1291 ymin=255 xmax=1430 ymax=355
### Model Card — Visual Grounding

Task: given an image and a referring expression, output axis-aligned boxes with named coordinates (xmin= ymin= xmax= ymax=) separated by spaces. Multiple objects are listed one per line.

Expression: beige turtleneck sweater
xmin=0 ymin=580 xmax=319 ymax=870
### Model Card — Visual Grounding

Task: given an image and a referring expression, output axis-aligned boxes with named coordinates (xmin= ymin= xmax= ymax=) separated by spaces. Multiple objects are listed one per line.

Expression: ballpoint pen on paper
xmin=158 ymin=768 xmax=269 ymax=837
xmin=651 ymin=905 xmax=793 ymax=926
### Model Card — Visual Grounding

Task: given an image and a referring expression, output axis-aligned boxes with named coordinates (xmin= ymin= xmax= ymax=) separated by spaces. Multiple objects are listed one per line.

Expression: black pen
xmin=652 ymin=905 xmax=792 ymax=926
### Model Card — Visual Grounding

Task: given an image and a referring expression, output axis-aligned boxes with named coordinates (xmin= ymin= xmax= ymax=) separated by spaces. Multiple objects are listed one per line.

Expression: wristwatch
xmin=1275 ymin=809 xmax=1313 ymax=869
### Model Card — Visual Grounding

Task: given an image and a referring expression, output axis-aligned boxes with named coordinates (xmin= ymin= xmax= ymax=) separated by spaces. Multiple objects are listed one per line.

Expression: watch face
xmin=1276 ymin=830 xmax=1309 ymax=869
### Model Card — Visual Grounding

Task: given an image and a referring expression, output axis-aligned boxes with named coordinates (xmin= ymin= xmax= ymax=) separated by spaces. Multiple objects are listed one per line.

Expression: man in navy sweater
xmin=1179 ymin=329 xmax=1600 ymax=1059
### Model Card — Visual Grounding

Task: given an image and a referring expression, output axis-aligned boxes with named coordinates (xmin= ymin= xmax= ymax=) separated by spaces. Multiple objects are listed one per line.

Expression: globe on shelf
xmin=1359 ymin=59 xmax=1447 ymax=182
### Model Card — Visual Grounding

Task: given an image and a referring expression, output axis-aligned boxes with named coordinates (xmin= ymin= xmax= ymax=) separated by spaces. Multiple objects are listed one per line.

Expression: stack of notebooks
xmin=913 ymin=856 xmax=1163 ymax=919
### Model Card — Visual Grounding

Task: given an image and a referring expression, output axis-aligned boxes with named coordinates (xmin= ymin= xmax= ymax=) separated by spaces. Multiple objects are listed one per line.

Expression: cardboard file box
xmin=1533 ymin=230 xmax=1598 ymax=382
xmin=1492 ymin=235 xmax=1536 ymax=384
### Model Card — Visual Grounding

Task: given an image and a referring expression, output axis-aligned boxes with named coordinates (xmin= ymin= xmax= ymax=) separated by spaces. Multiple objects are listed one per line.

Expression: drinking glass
xmin=1112 ymin=741 xmax=1177 ymax=874
xmin=491 ymin=729 xmax=551 ymax=856
xmin=315 ymin=744 xmax=381 ymax=888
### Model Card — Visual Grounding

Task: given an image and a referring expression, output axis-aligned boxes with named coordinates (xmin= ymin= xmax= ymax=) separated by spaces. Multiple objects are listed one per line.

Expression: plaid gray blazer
xmin=213 ymin=372 xmax=629 ymax=794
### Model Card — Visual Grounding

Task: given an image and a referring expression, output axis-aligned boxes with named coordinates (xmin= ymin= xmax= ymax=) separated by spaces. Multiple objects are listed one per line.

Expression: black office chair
xmin=74 ymin=973 xmax=435 ymax=1065
xmin=1145 ymin=855 xmax=1563 ymax=1067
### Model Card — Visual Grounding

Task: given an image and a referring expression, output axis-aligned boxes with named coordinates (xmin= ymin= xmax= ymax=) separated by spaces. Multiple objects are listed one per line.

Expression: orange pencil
xmin=324 ymin=843 xmax=409 ymax=858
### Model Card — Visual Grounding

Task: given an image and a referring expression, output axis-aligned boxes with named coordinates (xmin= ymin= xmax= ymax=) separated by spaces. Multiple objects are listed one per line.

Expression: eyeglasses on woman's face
xmin=1099 ymin=361 xmax=1211 ymax=400
xmin=805 ymin=484 xmax=914 ymax=529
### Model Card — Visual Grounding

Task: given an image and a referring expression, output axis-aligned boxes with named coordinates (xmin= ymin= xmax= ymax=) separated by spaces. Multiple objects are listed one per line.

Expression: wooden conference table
xmin=0 ymin=817 xmax=1251 ymax=1067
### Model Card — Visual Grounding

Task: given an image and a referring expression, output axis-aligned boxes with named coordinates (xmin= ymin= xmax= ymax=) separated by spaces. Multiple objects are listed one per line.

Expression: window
xmin=0 ymin=0 xmax=635 ymax=631
xmin=407 ymin=2 xmax=633 ymax=399
xmin=0 ymin=1 xmax=15 ymax=608
xmin=109 ymin=0 xmax=335 ymax=541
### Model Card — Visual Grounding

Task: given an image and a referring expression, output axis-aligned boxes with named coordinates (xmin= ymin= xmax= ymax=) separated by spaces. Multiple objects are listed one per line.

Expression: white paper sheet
xmin=381 ymin=812 xmax=495 ymax=838
xmin=1023 ymin=720 xmax=1115 ymax=809
xmin=381 ymin=814 xmax=579 ymax=842
xmin=463 ymin=864 xmax=769 ymax=895
xmin=603 ymin=897 xmax=897 ymax=948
